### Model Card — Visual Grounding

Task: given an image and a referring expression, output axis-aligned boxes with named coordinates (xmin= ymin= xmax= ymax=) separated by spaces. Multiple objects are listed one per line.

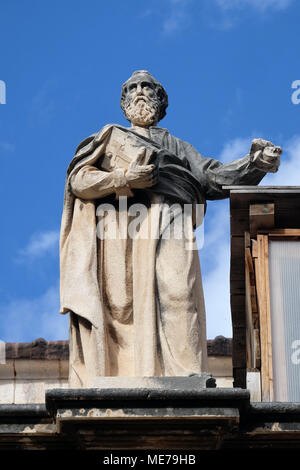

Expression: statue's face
xmin=123 ymin=75 xmax=161 ymax=127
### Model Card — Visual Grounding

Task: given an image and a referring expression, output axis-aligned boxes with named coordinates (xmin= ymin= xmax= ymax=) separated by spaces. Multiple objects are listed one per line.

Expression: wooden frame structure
xmin=226 ymin=186 xmax=300 ymax=400
xmin=247 ymin=229 xmax=300 ymax=401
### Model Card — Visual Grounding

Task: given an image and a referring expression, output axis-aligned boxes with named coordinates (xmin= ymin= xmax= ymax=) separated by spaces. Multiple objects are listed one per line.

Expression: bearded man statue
xmin=59 ymin=70 xmax=281 ymax=387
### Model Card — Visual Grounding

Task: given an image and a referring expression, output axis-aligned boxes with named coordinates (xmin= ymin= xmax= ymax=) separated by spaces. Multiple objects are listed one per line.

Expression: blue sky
xmin=0 ymin=0 xmax=299 ymax=342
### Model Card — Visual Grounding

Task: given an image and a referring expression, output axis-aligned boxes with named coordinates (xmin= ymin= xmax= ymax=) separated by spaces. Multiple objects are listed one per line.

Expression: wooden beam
xmin=247 ymin=370 xmax=262 ymax=402
xmin=250 ymin=203 xmax=274 ymax=236
xmin=252 ymin=239 xmax=258 ymax=258
xmin=260 ymin=228 xmax=300 ymax=236
xmin=256 ymin=235 xmax=273 ymax=401
xmin=254 ymin=329 xmax=261 ymax=369
xmin=245 ymin=244 xmax=255 ymax=369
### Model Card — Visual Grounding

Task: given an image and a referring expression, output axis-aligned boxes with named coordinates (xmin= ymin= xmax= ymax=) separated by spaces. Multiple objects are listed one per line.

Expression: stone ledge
xmin=207 ymin=336 xmax=232 ymax=356
xmin=93 ymin=375 xmax=215 ymax=390
xmin=4 ymin=336 xmax=231 ymax=360
xmin=0 ymin=405 xmax=54 ymax=435
xmin=0 ymin=404 xmax=49 ymax=418
xmin=45 ymin=387 xmax=250 ymax=419
xmin=5 ymin=338 xmax=69 ymax=360
xmin=246 ymin=402 xmax=300 ymax=422
xmin=2 ymin=392 xmax=300 ymax=449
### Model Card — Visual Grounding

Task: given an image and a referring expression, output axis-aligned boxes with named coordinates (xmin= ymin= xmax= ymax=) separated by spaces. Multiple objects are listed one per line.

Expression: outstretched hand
xmin=250 ymin=138 xmax=281 ymax=173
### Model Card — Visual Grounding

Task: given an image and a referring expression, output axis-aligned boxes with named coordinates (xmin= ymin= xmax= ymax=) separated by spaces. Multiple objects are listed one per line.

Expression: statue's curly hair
xmin=120 ymin=70 xmax=168 ymax=123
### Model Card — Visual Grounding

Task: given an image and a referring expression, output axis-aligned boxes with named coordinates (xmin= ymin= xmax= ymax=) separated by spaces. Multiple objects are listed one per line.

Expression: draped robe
xmin=60 ymin=124 xmax=267 ymax=387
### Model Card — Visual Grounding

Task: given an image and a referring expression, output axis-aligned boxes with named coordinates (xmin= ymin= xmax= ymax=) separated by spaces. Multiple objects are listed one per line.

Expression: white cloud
xmin=163 ymin=0 xmax=191 ymax=34
xmin=17 ymin=230 xmax=59 ymax=261
xmin=215 ymin=0 xmax=293 ymax=12
xmin=144 ymin=0 xmax=293 ymax=35
xmin=218 ymin=136 xmax=252 ymax=163
xmin=200 ymin=200 xmax=232 ymax=339
xmin=263 ymin=135 xmax=300 ymax=185
xmin=0 ymin=283 xmax=68 ymax=342
xmin=210 ymin=0 xmax=293 ymax=30
xmin=198 ymin=137 xmax=253 ymax=339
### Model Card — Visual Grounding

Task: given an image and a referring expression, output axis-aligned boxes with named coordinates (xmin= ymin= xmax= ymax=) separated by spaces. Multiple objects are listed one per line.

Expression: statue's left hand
xmin=250 ymin=138 xmax=282 ymax=173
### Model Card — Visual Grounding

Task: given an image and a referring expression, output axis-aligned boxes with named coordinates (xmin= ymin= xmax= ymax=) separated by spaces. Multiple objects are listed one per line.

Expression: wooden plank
xmin=250 ymin=203 xmax=274 ymax=217
xmin=250 ymin=203 xmax=274 ymax=235
xmin=228 ymin=188 xmax=300 ymax=193
xmin=230 ymin=194 xmax=300 ymax=232
xmin=224 ymin=185 xmax=300 ymax=190
xmin=245 ymin=231 xmax=250 ymax=249
xmin=275 ymin=199 xmax=300 ymax=229
xmin=230 ymin=209 xmax=249 ymax=236
xmin=263 ymin=235 xmax=273 ymax=401
xmin=256 ymin=235 xmax=273 ymax=402
xmin=230 ymin=308 xmax=246 ymax=329
xmin=245 ymin=247 xmax=254 ymax=272
xmin=231 ymin=236 xmax=245 ymax=257
xmin=252 ymin=312 xmax=259 ymax=329
xmin=233 ymin=367 xmax=246 ymax=389
xmin=255 ymin=238 xmax=267 ymax=400
xmin=247 ymin=371 xmax=262 ymax=402
xmin=250 ymin=286 xmax=258 ymax=313
xmin=245 ymin=245 xmax=255 ymax=369
xmin=254 ymin=329 xmax=261 ymax=369
xmin=232 ymin=327 xmax=246 ymax=368
xmin=230 ymin=233 xmax=247 ymax=376
xmin=259 ymin=228 xmax=300 ymax=236
xmin=252 ymin=239 xmax=258 ymax=258
xmin=268 ymin=236 xmax=300 ymax=241
xmin=231 ymin=236 xmax=245 ymax=289
xmin=231 ymin=283 xmax=245 ymax=295
xmin=246 ymin=247 xmax=256 ymax=288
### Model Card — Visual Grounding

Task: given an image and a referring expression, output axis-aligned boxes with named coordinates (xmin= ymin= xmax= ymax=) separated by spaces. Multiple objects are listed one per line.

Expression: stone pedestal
xmin=45 ymin=385 xmax=249 ymax=449
xmin=93 ymin=374 xmax=216 ymax=390
xmin=3 ymin=391 xmax=300 ymax=450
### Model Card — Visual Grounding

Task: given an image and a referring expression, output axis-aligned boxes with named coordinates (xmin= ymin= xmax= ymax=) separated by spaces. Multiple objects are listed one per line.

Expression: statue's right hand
xmin=125 ymin=147 xmax=158 ymax=189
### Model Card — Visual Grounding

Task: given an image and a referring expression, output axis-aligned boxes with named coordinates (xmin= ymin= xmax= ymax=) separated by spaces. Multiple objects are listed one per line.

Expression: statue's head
xmin=121 ymin=70 xmax=168 ymax=127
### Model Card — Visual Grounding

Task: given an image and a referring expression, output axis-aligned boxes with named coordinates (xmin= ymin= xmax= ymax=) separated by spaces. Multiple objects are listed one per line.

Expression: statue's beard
xmin=124 ymin=96 xmax=160 ymax=127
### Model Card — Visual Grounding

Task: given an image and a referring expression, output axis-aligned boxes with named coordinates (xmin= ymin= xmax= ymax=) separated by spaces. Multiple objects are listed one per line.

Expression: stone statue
xmin=59 ymin=70 xmax=281 ymax=387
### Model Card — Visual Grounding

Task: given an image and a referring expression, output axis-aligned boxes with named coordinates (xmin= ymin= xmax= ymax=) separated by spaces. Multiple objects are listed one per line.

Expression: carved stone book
xmin=100 ymin=126 xmax=157 ymax=171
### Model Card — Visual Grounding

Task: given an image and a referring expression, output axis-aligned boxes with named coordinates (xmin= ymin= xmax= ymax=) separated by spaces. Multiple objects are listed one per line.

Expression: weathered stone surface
xmin=1 ymin=391 xmax=300 ymax=449
xmin=92 ymin=375 xmax=215 ymax=390
xmin=0 ymin=404 xmax=55 ymax=436
xmin=0 ymin=338 xmax=232 ymax=405
xmin=0 ymin=381 xmax=14 ymax=404
xmin=0 ymin=404 xmax=49 ymax=417
xmin=207 ymin=336 xmax=232 ymax=356
xmin=45 ymin=387 xmax=250 ymax=419
xmin=0 ymin=358 xmax=69 ymax=405
xmin=5 ymin=338 xmax=69 ymax=360
xmin=4 ymin=337 xmax=231 ymax=360
xmin=15 ymin=380 xmax=67 ymax=405
xmin=60 ymin=70 xmax=281 ymax=386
